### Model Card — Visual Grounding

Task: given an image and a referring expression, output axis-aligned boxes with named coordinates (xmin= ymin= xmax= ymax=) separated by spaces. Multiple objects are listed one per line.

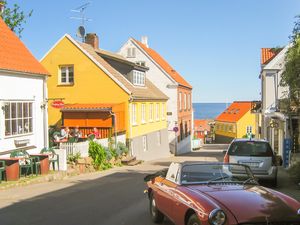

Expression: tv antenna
xmin=70 ymin=2 xmax=92 ymax=42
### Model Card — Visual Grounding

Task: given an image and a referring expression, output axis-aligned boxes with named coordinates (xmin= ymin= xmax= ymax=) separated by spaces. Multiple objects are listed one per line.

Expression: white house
xmin=0 ymin=19 xmax=49 ymax=156
xmin=260 ymin=46 xmax=290 ymax=157
xmin=118 ymin=37 xmax=193 ymax=155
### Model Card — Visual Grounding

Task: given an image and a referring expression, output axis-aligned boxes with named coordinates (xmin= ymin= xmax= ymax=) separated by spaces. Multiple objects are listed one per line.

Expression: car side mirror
xmin=223 ymin=150 xmax=227 ymax=155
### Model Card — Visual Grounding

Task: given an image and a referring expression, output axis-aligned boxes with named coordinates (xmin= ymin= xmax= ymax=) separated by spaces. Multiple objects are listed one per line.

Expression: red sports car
xmin=144 ymin=162 xmax=300 ymax=225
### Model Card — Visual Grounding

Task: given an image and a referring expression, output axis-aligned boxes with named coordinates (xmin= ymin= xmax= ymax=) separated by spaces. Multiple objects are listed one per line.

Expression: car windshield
xmin=181 ymin=163 xmax=256 ymax=185
xmin=228 ymin=141 xmax=273 ymax=157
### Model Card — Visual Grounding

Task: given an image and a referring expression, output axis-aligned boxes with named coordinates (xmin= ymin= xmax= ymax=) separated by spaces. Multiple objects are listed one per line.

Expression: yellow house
xmin=41 ymin=33 xmax=169 ymax=160
xmin=214 ymin=101 xmax=256 ymax=143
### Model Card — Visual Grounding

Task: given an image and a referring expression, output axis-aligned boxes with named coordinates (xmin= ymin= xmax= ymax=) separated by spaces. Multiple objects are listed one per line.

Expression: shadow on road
xmin=0 ymin=171 xmax=173 ymax=225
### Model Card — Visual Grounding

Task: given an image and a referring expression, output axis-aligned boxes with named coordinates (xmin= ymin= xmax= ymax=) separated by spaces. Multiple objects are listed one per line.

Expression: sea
xmin=193 ymin=103 xmax=228 ymax=120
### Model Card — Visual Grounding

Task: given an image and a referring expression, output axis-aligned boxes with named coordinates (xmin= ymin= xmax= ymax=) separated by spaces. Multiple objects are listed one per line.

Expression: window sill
xmin=141 ymin=121 xmax=146 ymax=125
xmin=57 ymin=83 xmax=74 ymax=87
xmin=4 ymin=133 xmax=34 ymax=139
xmin=132 ymin=123 xmax=138 ymax=127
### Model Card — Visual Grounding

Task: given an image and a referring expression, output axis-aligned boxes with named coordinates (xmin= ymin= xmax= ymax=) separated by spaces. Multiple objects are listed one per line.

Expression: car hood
xmin=187 ymin=185 xmax=300 ymax=223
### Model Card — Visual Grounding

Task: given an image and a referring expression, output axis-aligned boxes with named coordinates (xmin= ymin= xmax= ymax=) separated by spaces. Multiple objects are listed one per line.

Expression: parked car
xmin=223 ymin=138 xmax=281 ymax=186
xmin=144 ymin=162 xmax=300 ymax=225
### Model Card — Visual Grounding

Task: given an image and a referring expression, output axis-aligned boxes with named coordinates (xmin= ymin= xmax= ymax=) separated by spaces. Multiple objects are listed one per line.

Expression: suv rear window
xmin=228 ymin=141 xmax=274 ymax=157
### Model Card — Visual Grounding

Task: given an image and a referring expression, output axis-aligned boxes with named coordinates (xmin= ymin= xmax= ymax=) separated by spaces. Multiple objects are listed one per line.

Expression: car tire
xmin=187 ymin=214 xmax=201 ymax=225
xmin=149 ymin=193 xmax=164 ymax=223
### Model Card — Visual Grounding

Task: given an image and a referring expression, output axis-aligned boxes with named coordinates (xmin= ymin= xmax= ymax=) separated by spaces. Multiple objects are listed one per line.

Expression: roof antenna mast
xmin=70 ymin=1 xmax=92 ymax=42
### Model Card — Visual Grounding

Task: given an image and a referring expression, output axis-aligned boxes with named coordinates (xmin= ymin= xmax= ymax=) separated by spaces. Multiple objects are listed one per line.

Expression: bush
xmin=288 ymin=162 xmax=300 ymax=184
xmin=67 ymin=152 xmax=81 ymax=164
xmin=116 ymin=142 xmax=129 ymax=156
xmin=88 ymin=141 xmax=112 ymax=170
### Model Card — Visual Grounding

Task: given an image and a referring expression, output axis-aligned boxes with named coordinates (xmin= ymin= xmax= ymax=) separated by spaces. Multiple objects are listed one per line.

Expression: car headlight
xmin=209 ymin=209 xmax=226 ymax=225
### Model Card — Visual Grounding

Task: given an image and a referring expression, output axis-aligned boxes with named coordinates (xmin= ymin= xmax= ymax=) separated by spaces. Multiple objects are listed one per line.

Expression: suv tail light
xmin=224 ymin=153 xmax=229 ymax=163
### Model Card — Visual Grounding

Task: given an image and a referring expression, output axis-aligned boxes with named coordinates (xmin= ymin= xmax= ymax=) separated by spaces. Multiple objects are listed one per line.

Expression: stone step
xmin=127 ymin=160 xmax=142 ymax=166
xmin=121 ymin=156 xmax=136 ymax=165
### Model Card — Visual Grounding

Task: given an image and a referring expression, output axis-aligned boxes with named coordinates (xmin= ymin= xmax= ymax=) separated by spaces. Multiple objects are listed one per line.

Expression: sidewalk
xmin=275 ymin=166 xmax=300 ymax=201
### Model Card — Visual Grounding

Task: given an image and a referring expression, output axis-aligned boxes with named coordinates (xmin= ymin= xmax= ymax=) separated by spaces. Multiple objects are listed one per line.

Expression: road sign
xmin=173 ymin=126 xmax=179 ymax=133
xmin=283 ymin=138 xmax=291 ymax=168
xmin=51 ymin=100 xmax=65 ymax=109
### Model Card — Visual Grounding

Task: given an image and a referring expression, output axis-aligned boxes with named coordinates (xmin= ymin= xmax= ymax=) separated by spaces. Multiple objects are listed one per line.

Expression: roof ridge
xmin=132 ymin=38 xmax=192 ymax=89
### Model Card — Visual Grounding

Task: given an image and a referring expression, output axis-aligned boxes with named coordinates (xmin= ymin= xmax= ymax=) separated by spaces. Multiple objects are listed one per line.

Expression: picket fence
xmin=60 ymin=134 xmax=126 ymax=157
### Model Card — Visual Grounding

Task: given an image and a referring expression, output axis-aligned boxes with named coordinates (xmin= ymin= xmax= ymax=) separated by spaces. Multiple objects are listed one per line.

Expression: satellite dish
xmin=77 ymin=25 xmax=85 ymax=39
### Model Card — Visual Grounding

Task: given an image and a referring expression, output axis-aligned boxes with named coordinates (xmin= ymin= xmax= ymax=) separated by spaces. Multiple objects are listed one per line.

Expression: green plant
xmin=67 ymin=152 xmax=81 ymax=164
xmin=88 ymin=141 xmax=112 ymax=170
xmin=288 ymin=161 xmax=300 ymax=184
xmin=116 ymin=142 xmax=129 ymax=156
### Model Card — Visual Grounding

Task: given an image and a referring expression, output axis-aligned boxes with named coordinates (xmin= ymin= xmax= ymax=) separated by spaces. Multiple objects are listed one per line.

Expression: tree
xmin=0 ymin=1 xmax=32 ymax=37
xmin=280 ymin=15 xmax=300 ymax=151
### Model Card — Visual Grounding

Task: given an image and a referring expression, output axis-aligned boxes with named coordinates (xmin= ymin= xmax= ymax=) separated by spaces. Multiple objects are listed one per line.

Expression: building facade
xmin=0 ymin=19 xmax=49 ymax=155
xmin=41 ymin=34 xmax=169 ymax=161
xmin=215 ymin=101 xmax=256 ymax=143
xmin=260 ymin=46 xmax=299 ymax=157
xmin=118 ymin=37 xmax=193 ymax=155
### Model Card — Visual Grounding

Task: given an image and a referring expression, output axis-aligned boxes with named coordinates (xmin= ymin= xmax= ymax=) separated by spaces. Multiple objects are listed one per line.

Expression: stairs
xmin=121 ymin=156 xmax=142 ymax=166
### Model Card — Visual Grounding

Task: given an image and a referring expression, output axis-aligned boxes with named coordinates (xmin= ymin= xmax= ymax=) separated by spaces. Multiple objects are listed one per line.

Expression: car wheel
xmin=150 ymin=193 xmax=164 ymax=223
xmin=187 ymin=214 xmax=201 ymax=225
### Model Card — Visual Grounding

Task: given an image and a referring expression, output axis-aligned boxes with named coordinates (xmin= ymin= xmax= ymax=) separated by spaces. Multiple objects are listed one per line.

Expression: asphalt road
xmin=0 ymin=147 xmax=223 ymax=225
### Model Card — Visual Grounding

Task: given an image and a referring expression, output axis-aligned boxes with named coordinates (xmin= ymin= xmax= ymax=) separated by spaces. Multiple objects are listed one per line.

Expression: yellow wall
xmin=129 ymin=102 xmax=167 ymax=138
xmin=215 ymin=121 xmax=236 ymax=138
xmin=236 ymin=110 xmax=256 ymax=138
xmin=41 ymin=36 xmax=129 ymax=128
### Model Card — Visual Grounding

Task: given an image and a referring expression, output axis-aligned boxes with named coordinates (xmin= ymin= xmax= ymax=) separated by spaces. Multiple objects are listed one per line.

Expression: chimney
xmin=85 ymin=33 xmax=99 ymax=49
xmin=141 ymin=36 xmax=148 ymax=48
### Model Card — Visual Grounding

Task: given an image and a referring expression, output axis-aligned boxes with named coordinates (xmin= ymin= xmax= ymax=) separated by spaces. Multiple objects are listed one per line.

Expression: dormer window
xmin=133 ymin=70 xmax=145 ymax=86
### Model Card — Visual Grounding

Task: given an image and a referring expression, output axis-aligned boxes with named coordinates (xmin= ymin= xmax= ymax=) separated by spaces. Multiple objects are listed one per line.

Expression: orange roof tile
xmin=0 ymin=18 xmax=48 ymax=76
xmin=133 ymin=39 xmax=192 ymax=89
xmin=215 ymin=101 xmax=252 ymax=123
xmin=261 ymin=48 xmax=277 ymax=65
xmin=194 ymin=119 xmax=211 ymax=132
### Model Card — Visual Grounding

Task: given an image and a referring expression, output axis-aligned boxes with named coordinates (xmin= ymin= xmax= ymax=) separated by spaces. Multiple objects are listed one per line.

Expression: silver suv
xmin=224 ymin=138 xmax=280 ymax=186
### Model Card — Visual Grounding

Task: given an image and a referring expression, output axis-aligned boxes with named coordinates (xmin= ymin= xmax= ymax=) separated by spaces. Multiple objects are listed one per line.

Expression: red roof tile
xmin=261 ymin=48 xmax=277 ymax=65
xmin=0 ymin=18 xmax=48 ymax=75
xmin=215 ymin=101 xmax=252 ymax=123
xmin=133 ymin=39 xmax=192 ymax=89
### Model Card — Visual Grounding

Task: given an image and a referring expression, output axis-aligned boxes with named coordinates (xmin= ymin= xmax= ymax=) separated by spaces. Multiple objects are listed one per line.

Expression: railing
xmin=68 ymin=127 xmax=112 ymax=139
xmin=60 ymin=133 xmax=127 ymax=158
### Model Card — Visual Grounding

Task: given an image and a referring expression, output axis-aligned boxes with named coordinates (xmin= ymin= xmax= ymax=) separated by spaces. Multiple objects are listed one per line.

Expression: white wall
xmin=0 ymin=72 xmax=47 ymax=154
xmin=118 ymin=40 xmax=178 ymax=133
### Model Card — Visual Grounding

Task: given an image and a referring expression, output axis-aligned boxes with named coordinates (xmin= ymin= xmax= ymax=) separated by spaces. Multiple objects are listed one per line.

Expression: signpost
xmin=173 ymin=126 xmax=179 ymax=156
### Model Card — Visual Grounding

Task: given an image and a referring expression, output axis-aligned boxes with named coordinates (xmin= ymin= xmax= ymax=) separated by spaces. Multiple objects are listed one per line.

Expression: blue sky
xmin=9 ymin=0 xmax=300 ymax=103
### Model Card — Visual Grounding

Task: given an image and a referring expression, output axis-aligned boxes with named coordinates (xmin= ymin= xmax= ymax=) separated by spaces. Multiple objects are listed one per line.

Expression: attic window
xmin=127 ymin=48 xmax=136 ymax=58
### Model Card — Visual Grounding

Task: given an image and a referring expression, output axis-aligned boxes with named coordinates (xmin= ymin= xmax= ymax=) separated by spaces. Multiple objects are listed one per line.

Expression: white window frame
xmin=4 ymin=101 xmax=34 ymax=137
xmin=179 ymin=92 xmax=182 ymax=111
xmin=127 ymin=48 xmax=136 ymax=58
xmin=141 ymin=103 xmax=146 ymax=124
xmin=156 ymin=103 xmax=160 ymax=121
xmin=142 ymin=135 xmax=147 ymax=151
xmin=132 ymin=104 xmax=137 ymax=125
xmin=184 ymin=93 xmax=187 ymax=110
xmin=157 ymin=131 xmax=161 ymax=145
xmin=133 ymin=70 xmax=145 ymax=86
xmin=149 ymin=103 xmax=153 ymax=122
xmin=161 ymin=103 xmax=165 ymax=120
xmin=59 ymin=65 xmax=74 ymax=85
